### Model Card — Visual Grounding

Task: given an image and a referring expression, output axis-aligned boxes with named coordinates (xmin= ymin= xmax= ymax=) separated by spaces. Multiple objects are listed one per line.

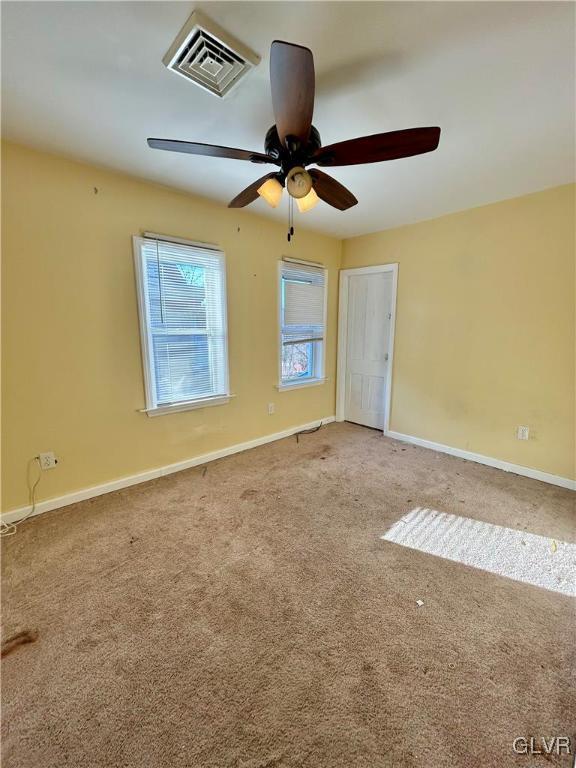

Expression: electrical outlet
xmin=516 ymin=426 xmax=530 ymax=441
xmin=268 ymin=402 xmax=275 ymax=415
xmin=39 ymin=451 xmax=58 ymax=470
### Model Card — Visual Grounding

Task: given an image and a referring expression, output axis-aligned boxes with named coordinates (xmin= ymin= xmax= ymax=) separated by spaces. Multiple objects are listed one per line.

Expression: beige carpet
xmin=2 ymin=423 xmax=574 ymax=767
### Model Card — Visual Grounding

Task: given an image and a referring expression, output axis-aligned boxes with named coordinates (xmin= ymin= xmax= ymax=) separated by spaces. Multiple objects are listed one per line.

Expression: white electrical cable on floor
xmin=1 ymin=457 xmax=42 ymax=538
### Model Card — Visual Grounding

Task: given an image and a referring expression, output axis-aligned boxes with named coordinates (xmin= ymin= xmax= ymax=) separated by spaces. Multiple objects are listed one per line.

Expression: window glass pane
xmin=152 ymin=334 xmax=211 ymax=404
xmin=137 ymin=238 xmax=228 ymax=408
xmin=282 ymin=342 xmax=315 ymax=381
xmin=280 ymin=262 xmax=325 ymax=385
xmin=146 ymin=258 xmax=207 ymax=329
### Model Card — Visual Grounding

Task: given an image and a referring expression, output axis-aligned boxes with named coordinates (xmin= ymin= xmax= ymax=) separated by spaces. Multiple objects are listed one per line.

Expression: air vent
xmin=163 ymin=10 xmax=260 ymax=98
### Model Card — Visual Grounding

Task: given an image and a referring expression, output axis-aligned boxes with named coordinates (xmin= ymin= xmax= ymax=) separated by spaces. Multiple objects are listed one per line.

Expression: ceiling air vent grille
xmin=163 ymin=10 xmax=260 ymax=98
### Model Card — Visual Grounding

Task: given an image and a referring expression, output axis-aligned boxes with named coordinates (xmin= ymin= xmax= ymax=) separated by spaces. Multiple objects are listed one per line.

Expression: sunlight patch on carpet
xmin=381 ymin=507 xmax=576 ymax=596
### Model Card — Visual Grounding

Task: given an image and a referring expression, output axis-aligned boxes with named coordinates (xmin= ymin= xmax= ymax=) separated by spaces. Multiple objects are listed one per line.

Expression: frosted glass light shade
xmin=257 ymin=178 xmax=283 ymax=208
xmin=296 ymin=188 xmax=320 ymax=213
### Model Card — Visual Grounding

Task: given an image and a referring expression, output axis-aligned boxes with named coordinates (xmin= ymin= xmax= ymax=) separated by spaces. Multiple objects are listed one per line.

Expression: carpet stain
xmin=75 ymin=636 xmax=101 ymax=653
xmin=1 ymin=630 xmax=38 ymax=658
xmin=240 ymin=489 xmax=259 ymax=500
xmin=305 ymin=444 xmax=333 ymax=461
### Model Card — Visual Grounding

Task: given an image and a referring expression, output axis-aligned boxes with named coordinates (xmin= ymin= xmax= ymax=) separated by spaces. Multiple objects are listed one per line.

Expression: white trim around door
xmin=336 ymin=263 xmax=398 ymax=433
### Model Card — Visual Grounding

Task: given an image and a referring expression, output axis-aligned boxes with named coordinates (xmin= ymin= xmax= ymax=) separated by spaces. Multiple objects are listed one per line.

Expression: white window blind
xmin=133 ymin=236 xmax=229 ymax=412
xmin=280 ymin=261 xmax=327 ymax=386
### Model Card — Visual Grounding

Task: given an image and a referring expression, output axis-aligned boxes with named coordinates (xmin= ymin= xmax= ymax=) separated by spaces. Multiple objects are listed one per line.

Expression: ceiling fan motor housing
xmin=264 ymin=125 xmax=322 ymax=171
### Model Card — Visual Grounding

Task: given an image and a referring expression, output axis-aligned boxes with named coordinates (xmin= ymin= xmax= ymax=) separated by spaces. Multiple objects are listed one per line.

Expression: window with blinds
xmin=133 ymin=235 xmax=229 ymax=413
xmin=279 ymin=260 xmax=327 ymax=387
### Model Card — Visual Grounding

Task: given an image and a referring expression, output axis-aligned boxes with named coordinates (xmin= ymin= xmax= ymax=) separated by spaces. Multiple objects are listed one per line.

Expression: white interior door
xmin=344 ymin=272 xmax=393 ymax=429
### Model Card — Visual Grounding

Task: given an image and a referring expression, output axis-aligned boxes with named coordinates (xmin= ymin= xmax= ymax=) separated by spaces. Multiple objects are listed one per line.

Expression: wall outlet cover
xmin=39 ymin=451 xmax=58 ymax=470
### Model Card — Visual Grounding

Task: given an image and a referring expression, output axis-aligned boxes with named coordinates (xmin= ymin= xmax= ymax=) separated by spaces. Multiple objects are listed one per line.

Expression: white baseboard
xmin=2 ymin=416 xmax=336 ymax=525
xmin=386 ymin=430 xmax=576 ymax=491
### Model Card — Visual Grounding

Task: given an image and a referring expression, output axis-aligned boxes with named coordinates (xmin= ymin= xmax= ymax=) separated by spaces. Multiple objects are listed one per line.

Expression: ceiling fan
xmin=148 ymin=40 xmax=441 ymax=215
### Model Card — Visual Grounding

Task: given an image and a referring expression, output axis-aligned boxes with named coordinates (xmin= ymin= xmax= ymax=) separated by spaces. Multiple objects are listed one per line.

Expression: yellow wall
xmin=2 ymin=142 xmax=574 ymax=513
xmin=343 ymin=184 xmax=575 ymax=480
xmin=1 ymin=142 xmax=341 ymax=511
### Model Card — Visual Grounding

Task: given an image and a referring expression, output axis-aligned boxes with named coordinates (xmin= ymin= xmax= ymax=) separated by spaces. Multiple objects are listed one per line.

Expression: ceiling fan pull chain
xmin=287 ymin=195 xmax=294 ymax=243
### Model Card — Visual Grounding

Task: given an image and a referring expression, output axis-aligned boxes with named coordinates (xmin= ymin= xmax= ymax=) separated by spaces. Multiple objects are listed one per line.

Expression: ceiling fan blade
xmin=147 ymin=138 xmax=276 ymax=165
xmin=228 ymin=173 xmax=278 ymax=208
xmin=270 ymin=40 xmax=315 ymax=148
xmin=312 ymin=127 xmax=441 ymax=166
xmin=309 ymin=169 xmax=357 ymax=211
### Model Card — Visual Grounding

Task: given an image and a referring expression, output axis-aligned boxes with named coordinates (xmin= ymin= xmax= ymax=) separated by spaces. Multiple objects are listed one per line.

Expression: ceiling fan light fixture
xmin=286 ymin=166 xmax=312 ymax=199
xmin=296 ymin=187 xmax=320 ymax=213
xmin=257 ymin=177 xmax=283 ymax=207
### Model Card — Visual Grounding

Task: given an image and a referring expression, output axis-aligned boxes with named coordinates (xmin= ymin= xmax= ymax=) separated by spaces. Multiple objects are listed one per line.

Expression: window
xmin=133 ymin=235 xmax=229 ymax=415
xmin=279 ymin=260 xmax=327 ymax=389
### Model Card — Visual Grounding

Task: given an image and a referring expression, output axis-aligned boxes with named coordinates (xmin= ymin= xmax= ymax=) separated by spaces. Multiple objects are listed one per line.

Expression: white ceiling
xmin=2 ymin=1 xmax=574 ymax=238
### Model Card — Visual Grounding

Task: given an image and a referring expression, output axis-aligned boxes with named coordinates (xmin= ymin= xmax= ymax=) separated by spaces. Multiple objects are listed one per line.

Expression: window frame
xmin=277 ymin=259 xmax=328 ymax=391
xmin=133 ymin=234 xmax=231 ymax=416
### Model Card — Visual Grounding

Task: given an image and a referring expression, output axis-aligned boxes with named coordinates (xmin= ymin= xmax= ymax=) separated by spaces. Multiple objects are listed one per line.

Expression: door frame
xmin=336 ymin=263 xmax=398 ymax=434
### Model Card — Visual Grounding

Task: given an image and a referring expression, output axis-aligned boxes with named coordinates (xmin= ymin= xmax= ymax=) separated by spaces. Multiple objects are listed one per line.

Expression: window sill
xmin=140 ymin=394 xmax=234 ymax=417
xmin=276 ymin=378 xmax=327 ymax=392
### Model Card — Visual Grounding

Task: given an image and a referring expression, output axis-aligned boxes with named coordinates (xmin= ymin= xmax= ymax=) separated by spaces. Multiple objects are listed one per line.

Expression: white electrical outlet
xmin=268 ymin=402 xmax=275 ymax=415
xmin=39 ymin=451 xmax=58 ymax=470
xmin=516 ymin=426 xmax=530 ymax=441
